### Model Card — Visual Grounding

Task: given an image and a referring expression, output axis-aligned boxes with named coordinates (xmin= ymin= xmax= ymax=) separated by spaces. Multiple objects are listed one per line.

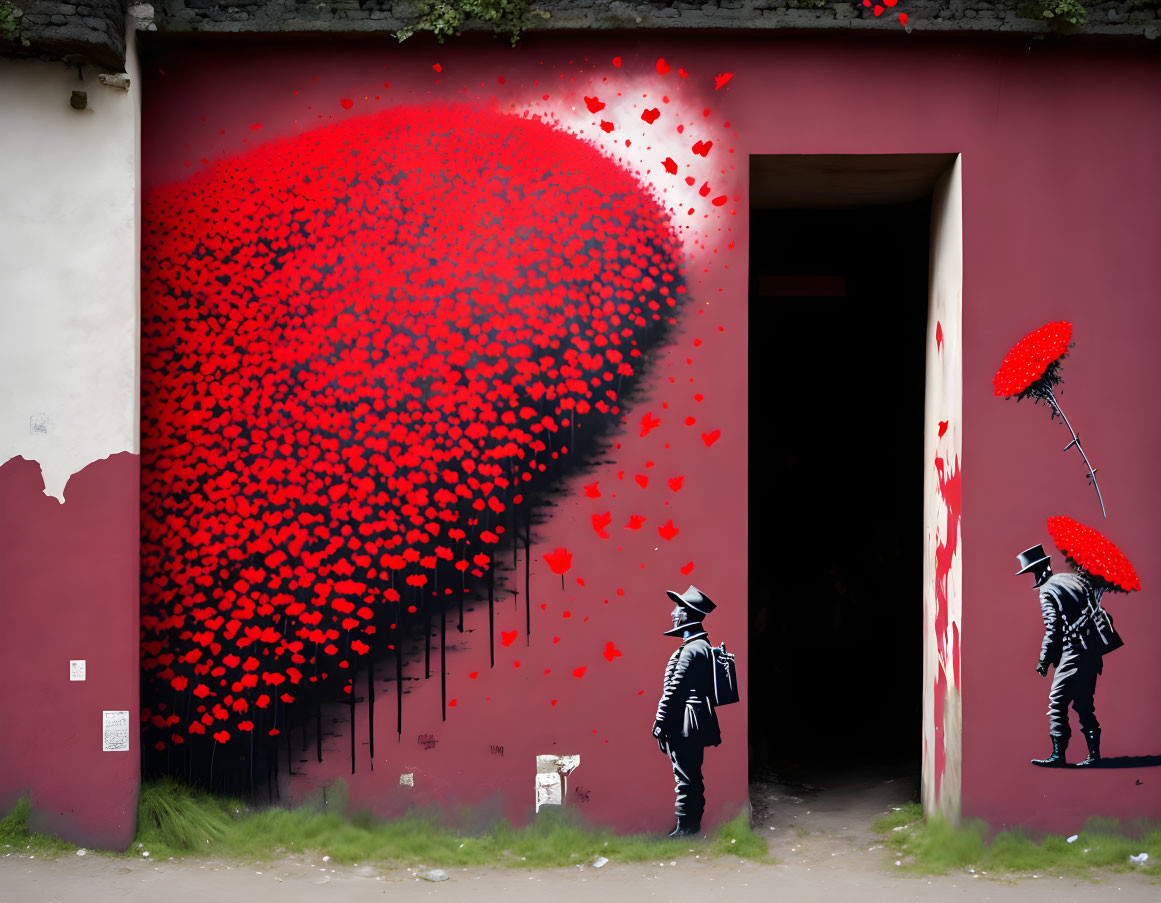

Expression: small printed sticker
xmin=102 ymin=710 xmax=130 ymax=752
xmin=70 ymin=660 xmax=86 ymax=681
xmin=399 ymin=773 xmax=414 ymax=787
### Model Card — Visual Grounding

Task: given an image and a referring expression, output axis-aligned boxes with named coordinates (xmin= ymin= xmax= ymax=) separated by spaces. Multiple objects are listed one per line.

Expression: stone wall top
xmin=148 ymin=0 xmax=1160 ymax=41
xmin=1 ymin=0 xmax=128 ymax=69
xmin=2 ymin=0 xmax=1158 ymax=88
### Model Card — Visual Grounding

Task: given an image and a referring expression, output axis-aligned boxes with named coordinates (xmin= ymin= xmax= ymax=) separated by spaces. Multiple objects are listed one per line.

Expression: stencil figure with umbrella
xmin=1015 ymin=516 xmax=1139 ymax=768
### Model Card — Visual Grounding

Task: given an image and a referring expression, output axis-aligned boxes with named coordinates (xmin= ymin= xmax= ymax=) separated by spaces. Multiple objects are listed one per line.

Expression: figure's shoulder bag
xmin=711 ymin=642 xmax=740 ymax=706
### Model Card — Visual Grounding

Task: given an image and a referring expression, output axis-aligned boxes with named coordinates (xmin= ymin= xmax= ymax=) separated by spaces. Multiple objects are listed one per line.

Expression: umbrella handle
xmin=1046 ymin=387 xmax=1106 ymax=519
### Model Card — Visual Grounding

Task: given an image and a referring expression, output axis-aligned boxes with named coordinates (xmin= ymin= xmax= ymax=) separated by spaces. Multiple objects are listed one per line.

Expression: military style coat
xmin=1038 ymin=572 xmax=1104 ymax=671
xmin=655 ymin=628 xmax=722 ymax=747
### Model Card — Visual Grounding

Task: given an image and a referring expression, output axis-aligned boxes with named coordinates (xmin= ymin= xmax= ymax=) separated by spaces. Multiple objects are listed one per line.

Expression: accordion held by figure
xmin=712 ymin=642 xmax=740 ymax=706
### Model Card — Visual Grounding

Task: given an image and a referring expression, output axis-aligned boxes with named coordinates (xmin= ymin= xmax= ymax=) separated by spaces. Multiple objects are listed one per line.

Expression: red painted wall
xmin=0 ymin=453 xmax=139 ymax=849
xmin=139 ymin=32 xmax=1161 ymax=834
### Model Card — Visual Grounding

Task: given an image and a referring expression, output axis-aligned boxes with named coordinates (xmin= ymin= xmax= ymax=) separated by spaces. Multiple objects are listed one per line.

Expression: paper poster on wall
xmin=69 ymin=660 xmax=86 ymax=681
xmin=102 ymin=710 xmax=129 ymax=752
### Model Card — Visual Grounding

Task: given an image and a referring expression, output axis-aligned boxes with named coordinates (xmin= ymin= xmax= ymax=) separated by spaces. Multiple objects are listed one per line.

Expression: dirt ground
xmin=2 ymin=772 xmax=1157 ymax=903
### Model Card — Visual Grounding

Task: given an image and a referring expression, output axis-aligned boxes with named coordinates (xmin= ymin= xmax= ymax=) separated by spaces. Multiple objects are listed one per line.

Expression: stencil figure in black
xmin=653 ymin=585 xmax=721 ymax=836
xmin=1017 ymin=544 xmax=1122 ymax=768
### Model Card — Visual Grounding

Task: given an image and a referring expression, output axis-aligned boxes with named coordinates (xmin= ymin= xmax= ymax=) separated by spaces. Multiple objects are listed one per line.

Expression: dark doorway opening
xmin=747 ymin=155 xmax=950 ymax=814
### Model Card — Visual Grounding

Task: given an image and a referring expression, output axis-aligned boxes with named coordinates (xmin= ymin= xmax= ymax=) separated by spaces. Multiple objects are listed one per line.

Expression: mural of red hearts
xmin=140 ymin=103 xmax=685 ymax=783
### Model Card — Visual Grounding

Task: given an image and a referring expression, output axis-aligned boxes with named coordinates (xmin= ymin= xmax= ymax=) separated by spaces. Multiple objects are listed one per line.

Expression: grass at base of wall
xmin=0 ymin=797 xmax=78 ymax=858
xmin=875 ymin=802 xmax=1161 ymax=878
xmin=4 ymin=780 xmax=772 ymax=868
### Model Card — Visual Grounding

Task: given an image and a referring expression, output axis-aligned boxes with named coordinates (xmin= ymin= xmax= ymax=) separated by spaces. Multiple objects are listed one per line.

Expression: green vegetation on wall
xmin=1038 ymin=0 xmax=1087 ymax=24
xmin=395 ymin=0 xmax=549 ymax=45
xmin=0 ymin=1 xmax=29 ymax=46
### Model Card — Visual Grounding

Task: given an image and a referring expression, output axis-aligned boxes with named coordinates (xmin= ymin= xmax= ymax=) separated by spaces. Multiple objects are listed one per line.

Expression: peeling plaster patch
xmin=536 ymin=754 xmax=580 ymax=776
xmin=535 ymin=755 xmax=580 ymax=812
xmin=0 ymin=52 xmax=141 ymax=502
xmin=4 ymin=453 xmax=134 ymax=506
xmin=399 ymin=773 xmax=414 ymax=787
xmin=98 ymin=73 xmax=132 ymax=91
xmin=535 ymin=773 xmax=562 ymax=812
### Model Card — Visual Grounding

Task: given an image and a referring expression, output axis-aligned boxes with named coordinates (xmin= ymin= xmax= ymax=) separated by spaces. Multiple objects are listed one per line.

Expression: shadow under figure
xmin=652 ymin=585 xmax=722 ymax=836
xmin=1016 ymin=544 xmax=1124 ymax=769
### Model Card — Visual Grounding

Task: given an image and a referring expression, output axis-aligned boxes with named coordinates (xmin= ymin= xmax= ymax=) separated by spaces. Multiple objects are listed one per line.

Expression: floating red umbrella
xmin=992 ymin=321 xmax=1072 ymax=399
xmin=1046 ymin=515 xmax=1140 ymax=593
xmin=994 ymin=321 xmax=1105 ymax=518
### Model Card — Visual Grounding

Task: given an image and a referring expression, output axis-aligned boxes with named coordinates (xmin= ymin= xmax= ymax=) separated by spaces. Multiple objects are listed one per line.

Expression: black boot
xmin=1075 ymin=729 xmax=1101 ymax=767
xmin=668 ymin=816 xmax=701 ymax=837
xmin=1031 ymin=734 xmax=1069 ymax=768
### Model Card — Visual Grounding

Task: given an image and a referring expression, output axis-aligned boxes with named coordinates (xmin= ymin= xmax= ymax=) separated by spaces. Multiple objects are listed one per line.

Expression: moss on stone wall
xmin=3 ymin=0 xmax=1159 ymax=84
xmin=149 ymin=0 xmax=1160 ymax=41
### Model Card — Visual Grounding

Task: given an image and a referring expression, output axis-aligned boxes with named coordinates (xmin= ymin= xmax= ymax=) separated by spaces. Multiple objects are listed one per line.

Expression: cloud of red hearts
xmin=140 ymin=103 xmax=685 ymax=758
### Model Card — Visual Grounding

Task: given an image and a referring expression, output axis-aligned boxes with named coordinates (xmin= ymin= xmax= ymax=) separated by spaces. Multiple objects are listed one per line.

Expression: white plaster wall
xmin=0 ymin=29 xmax=141 ymax=501
xmin=921 ymin=154 xmax=963 ymax=822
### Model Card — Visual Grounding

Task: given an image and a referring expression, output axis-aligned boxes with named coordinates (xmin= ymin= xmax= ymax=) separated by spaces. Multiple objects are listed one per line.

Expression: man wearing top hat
xmin=652 ymin=585 xmax=721 ymax=836
xmin=1015 ymin=544 xmax=1121 ymax=768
